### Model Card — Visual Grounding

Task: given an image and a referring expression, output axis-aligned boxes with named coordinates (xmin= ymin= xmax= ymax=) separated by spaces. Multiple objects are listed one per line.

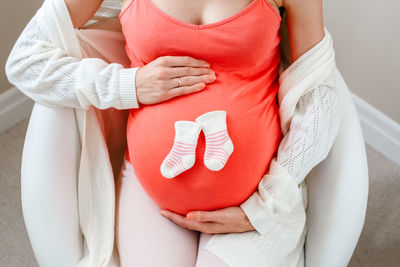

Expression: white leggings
xmin=115 ymin=157 xmax=229 ymax=267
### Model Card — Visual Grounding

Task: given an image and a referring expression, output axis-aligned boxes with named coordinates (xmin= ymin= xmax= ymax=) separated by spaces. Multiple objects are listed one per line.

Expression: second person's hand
xmin=134 ymin=56 xmax=216 ymax=105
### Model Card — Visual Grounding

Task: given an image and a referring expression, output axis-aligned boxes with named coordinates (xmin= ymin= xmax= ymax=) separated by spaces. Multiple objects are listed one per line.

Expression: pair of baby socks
xmin=160 ymin=110 xmax=234 ymax=179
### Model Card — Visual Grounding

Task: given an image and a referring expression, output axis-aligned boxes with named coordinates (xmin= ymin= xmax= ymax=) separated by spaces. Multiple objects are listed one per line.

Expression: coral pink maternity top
xmin=119 ymin=0 xmax=283 ymax=215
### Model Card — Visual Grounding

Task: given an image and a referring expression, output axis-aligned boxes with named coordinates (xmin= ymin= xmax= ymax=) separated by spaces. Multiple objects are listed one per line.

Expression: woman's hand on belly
xmin=159 ymin=206 xmax=255 ymax=234
xmin=135 ymin=56 xmax=216 ymax=105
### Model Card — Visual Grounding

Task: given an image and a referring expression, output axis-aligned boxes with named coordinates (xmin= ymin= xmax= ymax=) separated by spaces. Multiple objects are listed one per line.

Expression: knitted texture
xmin=276 ymin=70 xmax=343 ymax=185
xmin=242 ymin=76 xmax=343 ymax=235
xmin=5 ymin=15 xmax=140 ymax=111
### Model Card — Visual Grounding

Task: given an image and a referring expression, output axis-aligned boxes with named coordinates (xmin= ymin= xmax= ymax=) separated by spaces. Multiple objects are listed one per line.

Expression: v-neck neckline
xmin=143 ymin=0 xmax=270 ymax=30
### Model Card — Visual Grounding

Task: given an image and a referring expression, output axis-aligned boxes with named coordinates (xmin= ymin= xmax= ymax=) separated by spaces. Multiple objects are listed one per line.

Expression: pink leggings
xmin=115 ymin=157 xmax=230 ymax=267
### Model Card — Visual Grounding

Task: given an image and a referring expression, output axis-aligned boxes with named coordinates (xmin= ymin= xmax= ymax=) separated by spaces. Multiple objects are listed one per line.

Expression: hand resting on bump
xmin=160 ymin=206 xmax=256 ymax=234
xmin=135 ymin=55 xmax=216 ymax=105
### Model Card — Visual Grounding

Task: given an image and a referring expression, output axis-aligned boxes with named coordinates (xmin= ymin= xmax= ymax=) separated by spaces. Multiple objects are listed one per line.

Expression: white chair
xmin=21 ymin=104 xmax=83 ymax=266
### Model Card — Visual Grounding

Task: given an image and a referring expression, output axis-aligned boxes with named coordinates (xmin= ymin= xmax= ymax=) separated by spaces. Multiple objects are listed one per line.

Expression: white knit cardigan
xmin=5 ymin=0 xmax=343 ymax=266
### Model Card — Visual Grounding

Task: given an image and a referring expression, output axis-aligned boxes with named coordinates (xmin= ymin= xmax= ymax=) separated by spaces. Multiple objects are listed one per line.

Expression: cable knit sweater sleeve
xmin=240 ymin=67 xmax=344 ymax=236
xmin=5 ymin=14 xmax=140 ymax=111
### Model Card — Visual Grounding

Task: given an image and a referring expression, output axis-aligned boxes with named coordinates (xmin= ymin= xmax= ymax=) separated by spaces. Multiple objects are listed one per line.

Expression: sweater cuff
xmin=239 ymin=160 xmax=303 ymax=237
xmin=240 ymin=186 xmax=275 ymax=236
xmin=119 ymin=67 xmax=140 ymax=109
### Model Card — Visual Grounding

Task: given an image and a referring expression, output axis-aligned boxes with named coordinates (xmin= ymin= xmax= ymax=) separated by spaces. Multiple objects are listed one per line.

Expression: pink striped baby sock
xmin=195 ymin=110 xmax=234 ymax=171
xmin=160 ymin=121 xmax=202 ymax=179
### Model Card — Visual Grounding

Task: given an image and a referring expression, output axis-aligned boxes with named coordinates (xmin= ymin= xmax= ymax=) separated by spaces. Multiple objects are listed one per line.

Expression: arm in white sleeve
xmin=276 ymin=72 xmax=343 ymax=185
xmin=5 ymin=14 xmax=140 ymax=110
xmin=240 ymin=69 xmax=344 ymax=236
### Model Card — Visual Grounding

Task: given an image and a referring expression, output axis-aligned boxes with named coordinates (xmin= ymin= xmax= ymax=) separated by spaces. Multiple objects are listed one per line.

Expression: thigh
xmin=115 ymin=158 xmax=199 ymax=267
xmin=195 ymin=233 xmax=230 ymax=267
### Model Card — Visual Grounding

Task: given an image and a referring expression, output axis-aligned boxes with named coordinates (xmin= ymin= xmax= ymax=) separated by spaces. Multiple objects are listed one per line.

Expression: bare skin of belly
xmin=83 ymin=0 xmax=281 ymax=31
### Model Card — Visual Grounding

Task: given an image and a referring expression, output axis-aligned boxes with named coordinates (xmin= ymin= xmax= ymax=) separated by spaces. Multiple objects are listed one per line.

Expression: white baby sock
xmin=195 ymin=110 xmax=234 ymax=171
xmin=160 ymin=121 xmax=202 ymax=179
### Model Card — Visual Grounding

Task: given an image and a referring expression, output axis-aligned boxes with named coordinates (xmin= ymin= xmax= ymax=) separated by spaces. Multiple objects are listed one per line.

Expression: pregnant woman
xmin=5 ymin=0 xmax=333 ymax=265
xmin=115 ymin=0 xmax=284 ymax=265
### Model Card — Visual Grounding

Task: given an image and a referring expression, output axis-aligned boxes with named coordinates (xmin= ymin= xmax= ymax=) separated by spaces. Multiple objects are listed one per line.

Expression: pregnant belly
xmin=126 ymin=78 xmax=282 ymax=215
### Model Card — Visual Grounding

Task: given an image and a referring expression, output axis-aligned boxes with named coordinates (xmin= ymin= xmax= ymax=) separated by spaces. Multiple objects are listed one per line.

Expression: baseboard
xmin=1 ymin=87 xmax=399 ymax=166
xmin=0 ymin=87 xmax=34 ymax=134
xmin=352 ymin=93 xmax=400 ymax=166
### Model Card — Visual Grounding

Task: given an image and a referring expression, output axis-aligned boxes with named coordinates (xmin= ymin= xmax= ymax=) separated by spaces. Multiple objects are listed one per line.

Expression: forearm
xmin=276 ymin=70 xmax=343 ymax=185
xmin=240 ymin=68 xmax=343 ymax=236
xmin=5 ymin=14 xmax=140 ymax=111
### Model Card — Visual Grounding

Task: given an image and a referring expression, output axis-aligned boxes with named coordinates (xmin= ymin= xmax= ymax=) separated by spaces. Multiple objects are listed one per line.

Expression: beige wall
xmin=323 ymin=0 xmax=400 ymax=124
xmin=1 ymin=0 xmax=43 ymax=94
xmin=1 ymin=0 xmax=399 ymax=124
